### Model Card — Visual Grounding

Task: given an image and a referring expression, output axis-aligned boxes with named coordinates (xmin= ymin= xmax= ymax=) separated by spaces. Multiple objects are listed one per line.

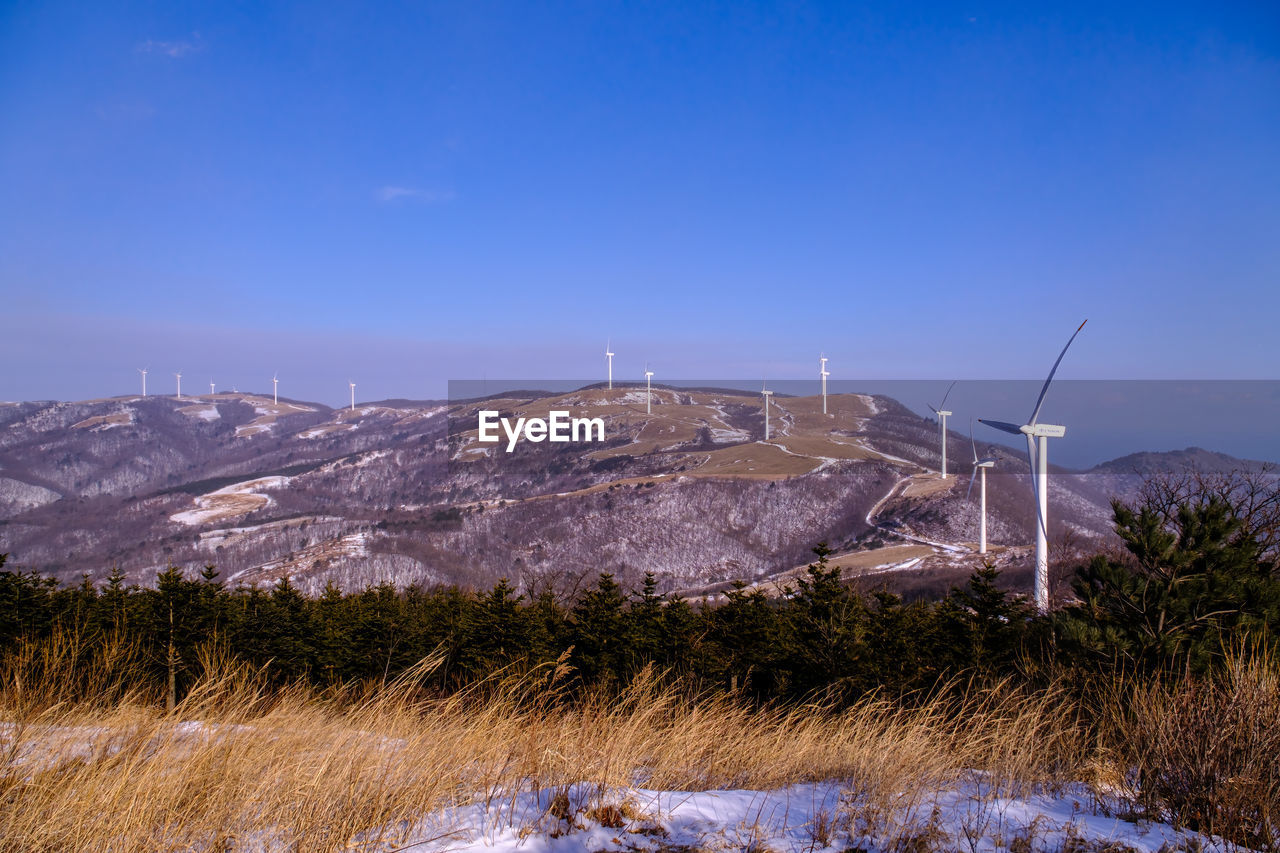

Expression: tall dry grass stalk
xmin=1123 ymin=644 xmax=1280 ymax=850
xmin=0 ymin=642 xmax=1085 ymax=852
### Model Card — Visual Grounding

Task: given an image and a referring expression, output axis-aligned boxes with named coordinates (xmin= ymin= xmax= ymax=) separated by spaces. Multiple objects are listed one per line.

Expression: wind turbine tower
xmin=928 ymin=381 xmax=956 ymax=478
xmin=605 ymin=342 xmax=614 ymax=391
xmin=209 ymin=380 xmax=215 ymax=396
xmin=349 ymin=382 xmax=356 ymax=412
xmin=819 ymin=355 xmax=830 ymax=415
xmin=174 ymin=372 xmax=182 ymax=400
xmin=967 ymin=423 xmax=997 ymax=554
xmin=138 ymin=368 xmax=148 ymax=397
xmin=761 ymin=385 xmax=774 ymax=441
xmin=980 ymin=320 xmax=1087 ymax=612
xmin=273 ymin=373 xmax=278 ymax=405
xmin=645 ymin=366 xmax=654 ymax=415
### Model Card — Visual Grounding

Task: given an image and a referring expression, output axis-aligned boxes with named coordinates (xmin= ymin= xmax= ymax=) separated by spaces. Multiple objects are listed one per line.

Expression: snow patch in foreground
xmin=390 ymin=780 xmax=1232 ymax=852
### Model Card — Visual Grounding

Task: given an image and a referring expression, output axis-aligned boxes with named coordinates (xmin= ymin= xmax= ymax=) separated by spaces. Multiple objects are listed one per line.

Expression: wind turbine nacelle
xmin=1023 ymin=423 xmax=1066 ymax=438
xmin=937 ymin=410 xmax=952 ymax=417
xmin=976 ymin=460 xmax=996 ymax=468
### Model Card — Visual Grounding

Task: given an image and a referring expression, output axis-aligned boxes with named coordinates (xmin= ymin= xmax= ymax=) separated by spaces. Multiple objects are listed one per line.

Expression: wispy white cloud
xmin=375 ymin=186 xmax=456 ymax=204
xmin=136 ymin=36 xmax=202 ymax=58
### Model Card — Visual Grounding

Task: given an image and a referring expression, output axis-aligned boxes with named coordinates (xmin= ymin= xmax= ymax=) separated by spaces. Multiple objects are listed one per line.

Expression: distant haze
xmin=449 ymin=379 xmax=1280 ymax=470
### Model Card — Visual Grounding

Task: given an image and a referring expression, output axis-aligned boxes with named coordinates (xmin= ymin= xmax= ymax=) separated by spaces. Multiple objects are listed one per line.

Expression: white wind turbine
xmin=980 ymin=320 xmax=1087 ymax=613
xmin=138 ymin=367 xmax=148 ymax=397
xmin=209 ymin=379 xmax=216 ymax=396
xmin=273 ymin=372 xmax=279 ymax=405
xmin=761 ymin=383 xmax=774 ymax=440
xmin=966 ymin=421 xmax=997 ymax=555
xmin=605 ymin=341 xmax=614 ymax=391
xmin=820 ymin=355 xmax=830 ymax=415
xmin=349 ymin=381 xmax=356 ymax=412
xmin=644 ymin=365 xmax=654 ymax=415
xmin=927 ymin=381 xmax=957 ymax=478
xmin=174 ymin=371 xmax=182 ymax=400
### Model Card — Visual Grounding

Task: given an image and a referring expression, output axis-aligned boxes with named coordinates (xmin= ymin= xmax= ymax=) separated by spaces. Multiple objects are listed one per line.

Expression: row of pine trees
xmin=1 ymin=489 xmax=1277 ymax=704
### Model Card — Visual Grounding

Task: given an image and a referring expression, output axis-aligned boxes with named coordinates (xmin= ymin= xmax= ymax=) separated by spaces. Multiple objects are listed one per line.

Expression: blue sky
xmin=2 ymin=1 xmax=1278 ymax=405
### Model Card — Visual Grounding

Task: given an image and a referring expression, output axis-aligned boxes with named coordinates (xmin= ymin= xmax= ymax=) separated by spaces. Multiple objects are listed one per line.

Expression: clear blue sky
xmin=2 ymin=1 xmax=1277 ymax=405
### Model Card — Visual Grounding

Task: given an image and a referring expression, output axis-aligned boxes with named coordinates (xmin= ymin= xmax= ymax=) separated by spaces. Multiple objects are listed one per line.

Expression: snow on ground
xmin=236 ymin=421 xmax=276 ymax=438
xmin=860 ymin=556 xmax=925 ymax=576
xmin=170 ymin=476 xmax=291 ymax=526
xmin=392 ymin=780 xmax=1233 ymax=853
xmin=227 ymin=531 xmax=373 ymax=582
xmin=70 ymin=411 xmax=134 ymax=431
xmin=179 ymin=404 xmax=221 ymax=421
xmin=233 ymin=399 xmax=317 ymax=437
xmin=710 ymin=427 xmax=751 ymax=443
xmin=614 ymin=390 xmax=651 ymax=407
xmin=0 ymin=719 xmax=1240 ymax=852
xmin=854 ymin=438 xmax=919 ymax=467
xmin=298 ymin=422 xmax=359 ymax=439
xmin=313 ymin=448 xmax=393 ymax=474
xmin=197 ymin=516 xmax=343 ymax=549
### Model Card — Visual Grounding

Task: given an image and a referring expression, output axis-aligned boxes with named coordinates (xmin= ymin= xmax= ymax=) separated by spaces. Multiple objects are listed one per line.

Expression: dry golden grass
xmin=0 ymin=636 xmax=1090 ymax=853
xmin=1120 ymin=649 xmax=1280 ymax=849
xmin=770 ymin=434 xmax=876 ymax=461
xmin=690 ymin=443 xmax=819 ymax=478
xmin=768 ymin=393 xmax=874 ymax=433
xmin=900 ymin=476 xmax=959 ymax=499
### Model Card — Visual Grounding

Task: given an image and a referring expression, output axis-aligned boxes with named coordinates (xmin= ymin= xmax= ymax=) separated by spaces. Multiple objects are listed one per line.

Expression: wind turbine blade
xmin=970 ymin=419 xmax=978 ymax=465
xmin=1025 ymin=434 xmax=1050 ymax=542
xmin=1028 ymin=319 xmax=1087 ymax=426
xmin=966 ymin=466 xmax=977 ymax=502
xmin=927 ymin=404 xmax=939 ymax=415
xmin=939 ymin=380 xmax=957 ymax=411
xmin=979 ymin=419 xmax=1024 ymax=436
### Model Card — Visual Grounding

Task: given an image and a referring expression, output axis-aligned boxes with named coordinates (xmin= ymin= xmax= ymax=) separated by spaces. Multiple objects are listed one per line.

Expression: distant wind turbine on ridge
xmin=761 ymin=383 xmax=774 ymax=441
xmin=273 ymin=372 xmax=278 ymax=405
xmin=966 ymin=420 xmax=997 ymax=555
xmin=980 ymin=320 xmax=1088 ymax=613
xmin=209 ymin=379 xmax=215 ymax=396
xmin=820 ymin=355 xmax=830 ymax=416
xmin=645 ymin=364 xmax=654 ymax=415
xmin=138 ymin=368 xmax=148 ymax=398
xmin=928 ymin=381 xmax=956 ymax=478
xmin=605 ymin=341 xmax=614 ymax=391
xmin=349 ymin=382 xmax=356 ymax=412
xmin=174 ymin=371 xmax=182 ymax=400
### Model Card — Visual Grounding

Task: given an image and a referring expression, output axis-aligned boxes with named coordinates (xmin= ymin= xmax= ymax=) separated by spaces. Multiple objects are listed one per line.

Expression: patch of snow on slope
xmin=170 ymin=476 xmax=291 ymax=526
xmin=0 ymin=477 xmax=61 ymax=511
xmin=179 ymin=405 xmax=220 ymax=421
xmin=235 ymin=421 xmax=276 ymax=438
xmin=298 ymin=423 xmax=358 ymax=439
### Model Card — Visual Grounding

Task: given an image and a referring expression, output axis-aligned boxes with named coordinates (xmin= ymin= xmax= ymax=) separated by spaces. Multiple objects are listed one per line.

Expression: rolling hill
xmin=0 ymin=386 xmax=1264 ymax=602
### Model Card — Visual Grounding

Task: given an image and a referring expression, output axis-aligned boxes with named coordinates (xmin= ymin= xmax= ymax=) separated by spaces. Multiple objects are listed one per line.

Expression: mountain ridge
xmin=1 ymin=388 xmax=1267 ymax=601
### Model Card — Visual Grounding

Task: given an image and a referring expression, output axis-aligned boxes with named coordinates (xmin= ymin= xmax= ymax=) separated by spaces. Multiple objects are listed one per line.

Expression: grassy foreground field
xmin=0 ymin=639 xmax=1275 ymax=851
